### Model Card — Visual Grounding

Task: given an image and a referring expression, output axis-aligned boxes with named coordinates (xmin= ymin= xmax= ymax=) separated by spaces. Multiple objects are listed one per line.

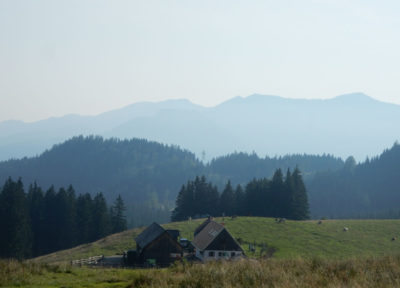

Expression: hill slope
xmin=0 ymin=136 xmax=202 ymax=206
xmin=0 ymin=136 xmax=344 ymax=226
xmin=309 ymin=143 xmax=400 ymax=218
xmin=33 ymin=217 xmax=400 ymax=264
xmin=3 ymin=136 xmax=400 ymax=222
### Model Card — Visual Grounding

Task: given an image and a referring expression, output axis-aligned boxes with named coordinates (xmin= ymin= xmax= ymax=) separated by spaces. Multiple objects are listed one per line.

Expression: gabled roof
xmin=191 ymin=221 xmax=225 ymax=251
xmin=135 ymin=222 xmax=165 ymax=250
xmin=194 ymin=218 xmax=212 ymax=237
xmin=166 ymin=229 xmax=180 ymax=240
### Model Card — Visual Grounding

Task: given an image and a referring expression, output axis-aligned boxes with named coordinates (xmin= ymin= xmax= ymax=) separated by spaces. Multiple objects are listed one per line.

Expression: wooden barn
xmin=191 ymin=220 xmax=244 ymax=261
xmin=129 ymin=222 xmax=183 ymax=267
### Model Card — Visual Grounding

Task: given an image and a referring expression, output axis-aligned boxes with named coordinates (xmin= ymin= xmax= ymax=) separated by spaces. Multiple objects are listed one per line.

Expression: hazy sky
xmin=1 ymin=0 xmax=400 ymax=122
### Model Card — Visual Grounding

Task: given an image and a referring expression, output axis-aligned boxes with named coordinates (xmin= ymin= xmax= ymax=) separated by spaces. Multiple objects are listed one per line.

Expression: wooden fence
xmin=71 ymin=255 xmax=104 ymax=266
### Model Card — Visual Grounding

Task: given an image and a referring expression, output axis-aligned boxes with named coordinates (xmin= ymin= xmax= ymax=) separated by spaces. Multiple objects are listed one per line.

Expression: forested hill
xmin=3 ymin=136 xmax=400 ymax=224
xmin=0 ymin=136 xmax=343 ymax=226
xmin=309 ymin=143 xmax=400 ymax=219
xmin=0 ymin=136 xmax=203 ymax=204
xmin=206 ymin=152 xmax=343 ymax=185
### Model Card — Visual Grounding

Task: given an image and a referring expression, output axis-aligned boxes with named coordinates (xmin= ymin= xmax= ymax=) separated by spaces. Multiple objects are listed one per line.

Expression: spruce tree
xmin=204 ymin=183 xmax=220 ymax=216
xmin=290 ymin=167 xmax=310 ymax=220
xmin=27 ymin=182 xmax=45 ymax=257
xmin=54 ymin=187 xmax=76 ymax=250
xmin=220 ymin=180 xmax=236 ymax=216
xmin=92 ymin=192 xmax=110 ymax=240
xmin=42 ymin=186 xmax=59 ymax=254
xmin=244 ymin=179 xmax=258 ymax=216
xmin=66 ymin=185 xmax=77 ymax=246
xmin=192 ymin=176 xmax=205 ymax=216
xmin=234 ymin=184 xmax=245 ymax=215
xmin=271 ymin=169 xmax=284 ymax=217
xmin=259 ymin=178 xmax=272 ymax=217
xmin=0 ymin=178 xmax=31 ymax=259
xmin=171 ymin=185 xmax=189 ymax=221
xmin=111 ymin=194 xmax=127 ymax=233
xmin=76 ymin=193 xmax=93 ymax=244
xmin=284 ymin=169 xmax=294 ymax=219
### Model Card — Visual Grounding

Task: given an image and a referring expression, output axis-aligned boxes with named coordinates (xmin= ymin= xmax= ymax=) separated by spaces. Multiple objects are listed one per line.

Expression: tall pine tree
xmin=234 ymin=184 xmax=245 ymax=215
xmin=111 ymin=194 xmax=127 ymax=233
xmin=0 ymin=178 xmax=31 ymax=259
xmin=219 ymin=180 xmax=235 ymax=216
xmin=27 ymin=182 xmax=45 ymax=257
xmin=92 ymin=192 xmax=110 ymax=240
xmin=76 ymin=193 xmax=93 ymax=244
xmin=289 ymin=167 xmax=310 ymax=220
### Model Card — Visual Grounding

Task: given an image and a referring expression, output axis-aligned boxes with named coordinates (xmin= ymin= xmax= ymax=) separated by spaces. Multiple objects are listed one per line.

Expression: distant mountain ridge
xmin=0 ymin=99 xmax=203 ymax=161
xmin=1 ymin=93 xmax=399 ymax=161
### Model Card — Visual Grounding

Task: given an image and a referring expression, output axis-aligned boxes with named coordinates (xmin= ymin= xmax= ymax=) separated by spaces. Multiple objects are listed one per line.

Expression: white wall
xmin=202 ymin=250 xmax=242 ymax=261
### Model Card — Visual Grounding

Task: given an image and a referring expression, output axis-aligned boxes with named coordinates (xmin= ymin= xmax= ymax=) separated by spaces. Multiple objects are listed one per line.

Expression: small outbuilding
xmin=131 ymin=222 xmax=183 ymax=267
xmin=191 ymin=220 xmax=244 ymax=261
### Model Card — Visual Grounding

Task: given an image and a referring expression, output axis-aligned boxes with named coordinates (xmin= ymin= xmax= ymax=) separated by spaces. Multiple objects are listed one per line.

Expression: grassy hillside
xmin=33 ymin=217 xmax=400 ymax=264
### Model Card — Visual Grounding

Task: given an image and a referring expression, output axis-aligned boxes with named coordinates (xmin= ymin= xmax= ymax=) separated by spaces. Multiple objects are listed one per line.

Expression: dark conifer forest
xmin=1 ymin=135 xmax=400 ymax=248
xmin=0 ymin=136 xmax=343 ymax=227
xmin=171 ymin=168 xmax=309 ymax=221
xmin=0 ymin=178 xmax=127 ymax=259
xmin=309 ymin=142 xmax=400 ymax=219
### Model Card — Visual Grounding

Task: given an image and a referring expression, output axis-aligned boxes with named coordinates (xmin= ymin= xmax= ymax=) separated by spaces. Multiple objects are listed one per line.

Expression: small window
xmin=208 ymin=251 xmax=215 ymax=257
xmin=218 ymin=252 xmax=223 ymax=257
xmin=231 ymin=252 xmax=235 ymax=257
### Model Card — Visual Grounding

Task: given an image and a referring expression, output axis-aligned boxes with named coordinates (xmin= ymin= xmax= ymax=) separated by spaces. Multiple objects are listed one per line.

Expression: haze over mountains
xmin=1 ymin=93 xmax=399 ymax=161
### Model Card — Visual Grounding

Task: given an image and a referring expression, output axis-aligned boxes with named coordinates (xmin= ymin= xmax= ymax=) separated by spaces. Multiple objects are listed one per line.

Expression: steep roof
xmin=191 ymin=221 xmax=225 ymax=251
xmin=194 ymin=218 xmax=212 ymax=237
xmin=135 ymin=222 xmax=165 ymax=250
xmin=166 ymin=229 xmax=180 ymax=240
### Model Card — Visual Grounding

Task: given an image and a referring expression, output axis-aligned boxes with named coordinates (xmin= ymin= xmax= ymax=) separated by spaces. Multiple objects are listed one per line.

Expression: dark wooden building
xmin=132 ymin=222 xmax=183 ymax=267
xmin=192 ymin=220 xmax=244 ymax=261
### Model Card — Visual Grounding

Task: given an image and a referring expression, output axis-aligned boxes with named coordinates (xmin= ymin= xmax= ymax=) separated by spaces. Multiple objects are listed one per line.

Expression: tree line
xmin=172 ymin=168 xmax=309 ymax=221
xmin=0 ymin=136 xmax=343 ymax=228
xmin=0 ymin=178 xmax=127 ymax=259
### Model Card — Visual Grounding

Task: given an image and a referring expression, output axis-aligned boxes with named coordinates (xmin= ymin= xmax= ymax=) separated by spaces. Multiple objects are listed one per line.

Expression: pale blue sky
xmin=1 ymin=0 xmax=400 ymax=122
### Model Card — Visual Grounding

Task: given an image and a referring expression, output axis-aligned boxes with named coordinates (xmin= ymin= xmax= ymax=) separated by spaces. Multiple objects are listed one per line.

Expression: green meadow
xmin=2 ymin=217 xmax=400 ymax=287
xmin=33 ymin=217 xmax=400 ymax=264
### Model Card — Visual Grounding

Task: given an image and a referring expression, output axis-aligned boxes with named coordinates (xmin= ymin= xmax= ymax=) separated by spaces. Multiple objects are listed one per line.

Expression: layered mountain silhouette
xmin=1 ymin=93 xmax=399 ymax=161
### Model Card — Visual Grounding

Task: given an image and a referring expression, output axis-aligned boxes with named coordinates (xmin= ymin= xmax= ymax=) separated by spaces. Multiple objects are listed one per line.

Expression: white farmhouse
xmin=191 ymin=219 xmax=244 ymax=261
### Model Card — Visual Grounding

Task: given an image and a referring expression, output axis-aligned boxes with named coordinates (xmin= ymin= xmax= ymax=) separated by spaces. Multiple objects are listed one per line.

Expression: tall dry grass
xmin=2 ymin=256 xmax=400 ymax=287
xmin=0 ymin=259 xmax=71 ymax=286
xmin=128 ymin=256 xmax=400 ymax=288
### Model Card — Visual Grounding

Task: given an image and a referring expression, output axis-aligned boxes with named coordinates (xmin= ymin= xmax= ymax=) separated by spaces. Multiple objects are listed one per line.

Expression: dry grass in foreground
xmin=2 ymin=256 xmax=400 ymax=287
xmin=132 ymin=256 xmax=400 ymax=288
